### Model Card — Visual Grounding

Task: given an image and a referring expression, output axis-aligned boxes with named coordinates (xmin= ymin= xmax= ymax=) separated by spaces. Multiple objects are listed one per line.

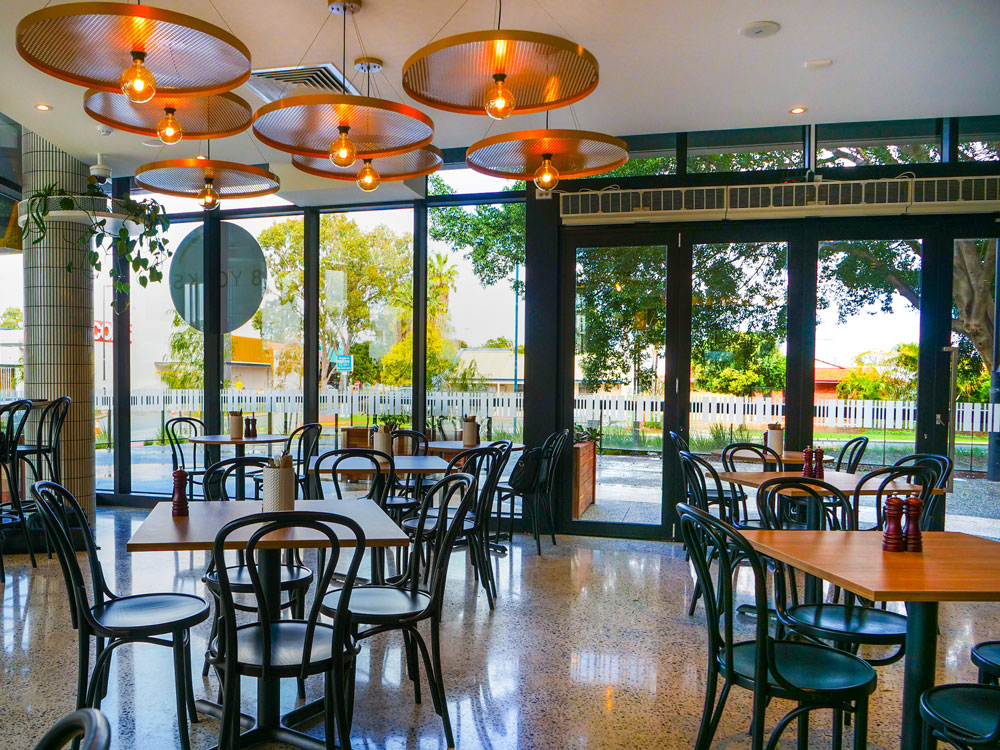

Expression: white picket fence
xmin=34 ymin=387 xmax=1000 ymax=435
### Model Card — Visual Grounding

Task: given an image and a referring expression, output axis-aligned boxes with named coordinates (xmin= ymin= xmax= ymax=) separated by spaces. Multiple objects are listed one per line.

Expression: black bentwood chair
xmin=973 ymin=642 xmax=1000 ymax=686
xmin=894 ymin=453 xmax=953 ymax=531
xmin=252 ymin=422 xmax=323 ymax=499
xmin=0 ymin=399 xmax=35 ymax=575
xmin=32 ymin=708 xmax=110 ymax=750
xmin=390 ymin=428 xmax=433 ymax=502
xmin=321 ymin=473 xmax=477 ymax=749
xmin=165 ymin=416 xmax=208 ymax=500
xmin=18 ymin=396 xmax=71 ymax=484
xmin=200 ymin=457 xmax=314 ymax=687
xmin=920 ymin=683 xmax=1000 ymax=749
xmin=209 ymin=511 xmax=367 ymax=750
xmin=834 ymin=436 xmax=869 ymax=474
xmin=677 ymin=502 xmax=876 ymax=750
xmin=756 ymin=476 xmax=910 ymax=668
xmin=721 ymin=442 xmax=784 ymax=524
xmin=32 ymin=481 xmax=208 ymax=750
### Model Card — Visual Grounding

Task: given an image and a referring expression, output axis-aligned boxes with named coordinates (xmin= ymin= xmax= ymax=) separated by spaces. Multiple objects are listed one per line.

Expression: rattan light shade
xmin=402 ymin=30 xmax=599 ymax=115
xmin=253 ymin=94 xmax=434 ymax=159
xmin=292 ymin=145 xmax=443 ymax=181
xmin=16 ymin=3 xmax=251 ymax=96
xmin=134 ymin=159 xmax=279 ymax=200
xmin=466 ymin=129 xmax=628 ymax=180
xmin=84 ymin=90 xmax=253 ymax=139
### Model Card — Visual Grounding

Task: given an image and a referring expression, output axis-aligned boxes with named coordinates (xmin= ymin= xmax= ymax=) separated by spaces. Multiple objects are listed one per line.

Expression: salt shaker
xmin=882 ymin=497 xmax=905 ymax=552
xmin=172 ymin=468 xmax=189 ymax=517
xmin=802 ymin=447 xmax=814 ymax=478
xmin=904 ymin=497 xmax=923 ymax=552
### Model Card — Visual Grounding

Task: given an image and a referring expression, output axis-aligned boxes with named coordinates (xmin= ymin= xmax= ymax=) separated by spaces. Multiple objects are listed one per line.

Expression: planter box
xmin=572 ymin=440 xmax=596 ymax=519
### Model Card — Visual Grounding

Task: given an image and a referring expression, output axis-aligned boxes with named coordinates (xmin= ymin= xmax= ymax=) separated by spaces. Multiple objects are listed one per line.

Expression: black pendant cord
xmin=497 ymin=0 xmax=502 ymax=29
xmin=343 ymin=10 xmax=347 ymax=88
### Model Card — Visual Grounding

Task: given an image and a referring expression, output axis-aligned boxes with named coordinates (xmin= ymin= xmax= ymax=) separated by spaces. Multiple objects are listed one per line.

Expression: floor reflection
xmin=0 ymin=507 xmax=997 ymax=748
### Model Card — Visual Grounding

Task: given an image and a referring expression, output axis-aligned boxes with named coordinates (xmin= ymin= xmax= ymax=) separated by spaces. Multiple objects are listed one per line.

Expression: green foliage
xmin=25 ymin=179 xmax=170 ymax=294
xmin=376 ymin=412 xmax=410 ymax=431
xmin=445 ymin=360 xmax=488 ymax=391
xmin=160 ymin=312 xmax=204 ymax=388
xmin=574 ymin=424 xmax=603 ymax=446
xmin=0 ymin=307 xmax=22 ymax=329
xmin=484 ymin=336 xmax=512 ymax=349
xmin=349 ymin=341 xmax=382 ymax=385
xmin=835 ymin=344 xmax=918 ymax=400
xmin=381 ymin=326 xmax=456 ymax=388
xmin=693 ymin=332 xmax=786 ymax=397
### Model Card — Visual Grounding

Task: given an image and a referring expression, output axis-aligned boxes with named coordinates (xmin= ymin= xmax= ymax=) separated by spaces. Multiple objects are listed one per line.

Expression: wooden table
xmin=427 ymin=440 xmax=525 ymax=460
xmin=306 ymin=454 xmax=449 ymax=475
xmin=710 ymin=448 xmax=833 ymax=466
xmin=742 ymin=530 xmax=1000 ymax=750
xmin=191 ymin=434 xmax=289 ymax=500
xmin=128 ymin=499 xmax=408 ymax=750
xmin=716 ymin=469 xmax=937 ymax=497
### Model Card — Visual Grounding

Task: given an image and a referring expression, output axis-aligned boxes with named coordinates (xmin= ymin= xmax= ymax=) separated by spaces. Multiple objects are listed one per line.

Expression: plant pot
xmin=572 ymin=441 xmax=596 ymax=519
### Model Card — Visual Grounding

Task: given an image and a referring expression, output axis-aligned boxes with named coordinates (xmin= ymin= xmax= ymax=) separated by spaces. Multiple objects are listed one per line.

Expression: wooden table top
xmin=710 ymin=449 xmax=833 ymax=465
xmin=427 ymin=441 xmax=526 ymax=453
xmin=191 ymin=434 xmax=289 ymax=446
xmin=741 ymin=530 xmax=1000 ymax=602
xmin=307 ymin=454 xmax=448 ymax=475
xmin=127 ymin=499 xmax=409 ymax=552
xmin=716 ymin=469 xmax=939 ymax=496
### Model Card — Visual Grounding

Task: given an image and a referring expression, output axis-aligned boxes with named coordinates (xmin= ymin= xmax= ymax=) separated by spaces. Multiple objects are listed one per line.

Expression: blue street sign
xmin=335 ymin=354 xmax=354 ymax=373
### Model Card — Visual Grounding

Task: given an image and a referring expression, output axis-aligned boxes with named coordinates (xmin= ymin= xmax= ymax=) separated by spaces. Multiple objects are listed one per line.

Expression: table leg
xmin=235 ymin=444 xmax=246 ymax=502
xmin=257 ymin=548 xmax=282 ymax=730
xmin=901 ymin=601 xmax=938 ymax=750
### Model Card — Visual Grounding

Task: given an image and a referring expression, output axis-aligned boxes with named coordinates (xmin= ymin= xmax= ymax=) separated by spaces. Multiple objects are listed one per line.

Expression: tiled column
xmin=21 ymin=131 xmax=95 ymax=520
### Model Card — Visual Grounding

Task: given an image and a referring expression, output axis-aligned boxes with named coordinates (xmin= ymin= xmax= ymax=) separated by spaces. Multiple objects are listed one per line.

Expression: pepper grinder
xmin=815 ymin=447 xmax=825 ymax=479
xmin=802 ymin=447 xmax=814 ymax=478
xmin=244 ymin=416 xmax=252 ymax=438
xmin=904 ymin=497 xmax=924 ymax=552
xmin=882 ymin=496 xmax=905 ymax=552
xmin=249 ymin=415 xmax=258 ymax=438
xmin=172 ymin=468 xmax=189 ymax=517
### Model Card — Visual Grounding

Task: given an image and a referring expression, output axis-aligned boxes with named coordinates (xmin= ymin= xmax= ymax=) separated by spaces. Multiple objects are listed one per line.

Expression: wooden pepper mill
xmin=802 ymin=447 xmax=814 ymax=478
xmin=172 ymin=468 xmax=189 ymax=517
xmin=815 ymin=447 xmax=825 ymax=479
xmin=882 ymin=496 xmax=905 ymax=552
xmin=904 ymin=497 xmax=924 ymax=552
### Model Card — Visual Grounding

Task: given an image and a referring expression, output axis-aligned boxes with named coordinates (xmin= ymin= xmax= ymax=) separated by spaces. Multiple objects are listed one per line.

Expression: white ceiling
xmin=3 ymin=0 xmax=999 ymax=205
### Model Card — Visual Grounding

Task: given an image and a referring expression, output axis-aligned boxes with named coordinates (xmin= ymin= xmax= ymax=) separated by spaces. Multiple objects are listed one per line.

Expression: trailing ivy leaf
xmin=58 ymin=197 xmax=74 ymax=211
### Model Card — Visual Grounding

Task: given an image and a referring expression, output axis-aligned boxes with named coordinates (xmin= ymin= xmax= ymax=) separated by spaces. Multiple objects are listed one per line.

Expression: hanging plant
xmin=23 ymin=178 xmax=171 ymax=294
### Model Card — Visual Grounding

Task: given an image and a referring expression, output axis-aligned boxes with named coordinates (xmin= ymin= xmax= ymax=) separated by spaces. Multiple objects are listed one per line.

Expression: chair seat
xmin=205 ymin=564 xmax=312 ymax=591
xmin=921 ymin=683 xmax=1000 ymax=742
xmin=220 ymin=621 xmax=340 ymax=674
xmin=16 ymin=444 xmax=50 ymax=454
xmin=720 ymin=640 xmax=876 ymax=697
xmin=92 ymin=592 xmax=209 ymax=634
xmin=385 ymin=496 xmax=420 ymax=509
xmin=400 ymin=515 xmax=473 ymax=536
xmin=784 ymin=603 xmax=907 ymax=644
xmin=321 ymin=586 xmax=430 ymax=622
xmin=972 ymin=641 xmax=1000 ymax=676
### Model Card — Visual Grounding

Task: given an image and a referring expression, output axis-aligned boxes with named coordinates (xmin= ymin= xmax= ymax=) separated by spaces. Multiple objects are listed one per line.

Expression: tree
xmin=484 ymin=336 xmax=513 ymax=349
xmin=349 ymin=341 xmax=381 ymax=385
xmin=0 ymin=307 xmax=22 ymax=329
xmin=380 ymin=327 xmax=457 ymax=388
xmin=160 ymin=312 xmax=204 ymax=388
xmin=836 ymin=345 xmax=918 ymax=400
xmin=693 ymin=332 xmax=786 ymax=397
xmin=257 ymin=215 xmax=411 ymax=388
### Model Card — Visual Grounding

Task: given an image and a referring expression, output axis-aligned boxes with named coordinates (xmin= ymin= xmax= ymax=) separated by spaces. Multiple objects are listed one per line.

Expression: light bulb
xmin=356 ymin=160 xmax=380 ymax=192
xmin=485 ymin=73 xmax=515 ymax=120
xmin=534 ymin=154 xmax=559 ymax=192
xmin=120 ymin=51 xmax=156 ymax=103
xmin=329 ymin=126 xmax=357 ymax=168
xmin=156 ymin=107 xmax=183 ymax=145
xmin=197 ymin=179 xmax=220 ymax=210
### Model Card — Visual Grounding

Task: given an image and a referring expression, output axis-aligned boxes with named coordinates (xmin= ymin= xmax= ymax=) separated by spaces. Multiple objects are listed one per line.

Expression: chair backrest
xmin=390 ymin=429 xmax=428 ymax=456
xmin=285 ymin=422 xmax=323 ymax=473
xmin=446 ymin=444 xmax=506 ymax=529
xmin=33 ymin=708 xmax=110 ymax=750
xmin=756 ymin=476 xmax=854 ymax=533
xmin=314 ymin=448 xmax=393 ymax=505
xmin=834 ymin=436 xmax=869 ymax=473
xmin=852 ymin=465 xmax=936 ymax=531
xmin=668 ymin=430 xmax=689 ymax=453
xmin=203 ymin=456 xmax=272 ymax=501
xmin=537 ymin=428 xmax=571 ymax=495
xmin=894 ymin=453 xmax=952 ymax=490
xmin=0 ymin=399 xmax=31 ymax=463
xmin=212 ymin=510 xmax=366 ymax=678
xmin=678 ymin=450 xmax=734 ymax=523
xmin=164 ymin=417 xmax=206 ymax=472
xmin=37 ymin=396 xmax=71 ymax=452
xmin=398 ymin=473 xmax=476 ymax=612
xmin=721 ymin=442 xmax=784 ymax=472
xmin=31 ymin=481 xmax=113 ymax=633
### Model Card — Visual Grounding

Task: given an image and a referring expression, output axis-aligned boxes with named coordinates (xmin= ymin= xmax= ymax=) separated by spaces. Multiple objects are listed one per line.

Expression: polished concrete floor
xmin=2 ymin=507 xmax=997 ymax=749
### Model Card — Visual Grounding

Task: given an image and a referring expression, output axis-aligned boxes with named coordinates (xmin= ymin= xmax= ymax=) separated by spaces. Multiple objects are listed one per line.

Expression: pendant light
xmin=356 ymin=160 xmax=380 ymax=191
xmin=402 ymin=1 xmax=598 ymax=117
xmin=17 ymin=4 xmax=251 ymax=97
xmin=252 ymin=5 xmax=434 ymax=161
xmin=84 ymin=90 xmax=253 ymax=142
xmin=293 ymin=145 xmax=443 ymax=185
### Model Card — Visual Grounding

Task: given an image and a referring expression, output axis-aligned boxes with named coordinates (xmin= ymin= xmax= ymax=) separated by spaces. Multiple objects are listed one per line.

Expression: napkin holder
xmin=228 ymin=413 xmax=243 ymax=440
xmin=262 ymin=464 xmax=295 ymax=513
xmin=462 ymin=417 xmax=479 ymax=448
xmin=373 ymin=428 xmax=392 ymax=455
xmin=767 ymin=428 xmax=784 ymax=456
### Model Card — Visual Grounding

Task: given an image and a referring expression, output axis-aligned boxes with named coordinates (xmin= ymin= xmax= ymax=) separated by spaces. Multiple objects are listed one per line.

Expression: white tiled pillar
xmin=20 ymin=130 xmax=95 ymax=520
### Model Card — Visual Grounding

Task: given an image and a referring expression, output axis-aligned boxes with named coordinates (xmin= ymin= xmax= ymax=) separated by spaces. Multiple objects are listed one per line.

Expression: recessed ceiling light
xmin=35 ymin=103 xmax=52 ymax=111
xmin=789 ymin=106 xmax=807 ymax=115
xmin=739 ymin=21 xmax=780 ymax=39
xmin=195 ymin=153 xmax=207 ymax=160
xmin=141 ymin=138 xmax=162 ymax=147
xmin=804 ymin=58 xmax=833 ymax=69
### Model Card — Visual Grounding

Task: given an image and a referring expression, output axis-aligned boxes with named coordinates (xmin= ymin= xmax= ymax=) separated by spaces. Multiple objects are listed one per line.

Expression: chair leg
xmin=402 ymin=629 xmax=421 ymax=704
xmin=219 ymin=665 xmax=242 ymax=750
xmin=543 ymin=489 xmax=557 ymax=546
xmin=796 ymin=703 xmax=809 ymax=750
xmin=853 ymin=697 xmax=869 ymax=749
xmin=172 ymin=634 xmax=193 ymax=750
xmin=182 ymin=633 xmax=199 ymax=723
xmin=832 ymin=708 xmax=843 ymax=750
xmin=2 ymin=461 xmax=36 ymax=568
xmin=76 ymin=633 xmax=90 ymax=710
xmin=694 ymin=662 xmax=721 ymax=750
xmin=749 ymin=687 xmax=767 ymax=750
xmin=429 ymin=619 xmax=455 ymax=748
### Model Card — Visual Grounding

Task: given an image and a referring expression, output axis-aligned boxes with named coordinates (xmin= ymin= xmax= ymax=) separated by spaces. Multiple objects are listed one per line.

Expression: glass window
xmin=817 ymin=119 xmax=940 ymax=166
xmin=689 ymin=242 xmax=788 ymax=454
xmin=94 ymin=270 xmax=115 ymax=491
xmin=688 ymin=126 xmax=803 ymax=173
xmin=959 ymin=115 xmax=1000 ymax=161
xmin=317 ymin=209 xmax=413 ymax=452
xmin=427 ymin=202 xmax=525 ymax=442
xmin=814 ymin=239 xmax=922 ymax=476
xmin=428 ymin=167 xmax=521 ymax=196
xmin=601 ymin=154 xmax=676 ymax=177
xmin=0 ymin=251 xmax=23 ymax=396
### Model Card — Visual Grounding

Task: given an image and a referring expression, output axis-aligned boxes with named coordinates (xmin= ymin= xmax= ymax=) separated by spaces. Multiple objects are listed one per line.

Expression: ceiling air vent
xmin=559 ymin=176 xmax=1000 ymax=225
xmin=246 ymin=64 xmax=356 ymax=103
